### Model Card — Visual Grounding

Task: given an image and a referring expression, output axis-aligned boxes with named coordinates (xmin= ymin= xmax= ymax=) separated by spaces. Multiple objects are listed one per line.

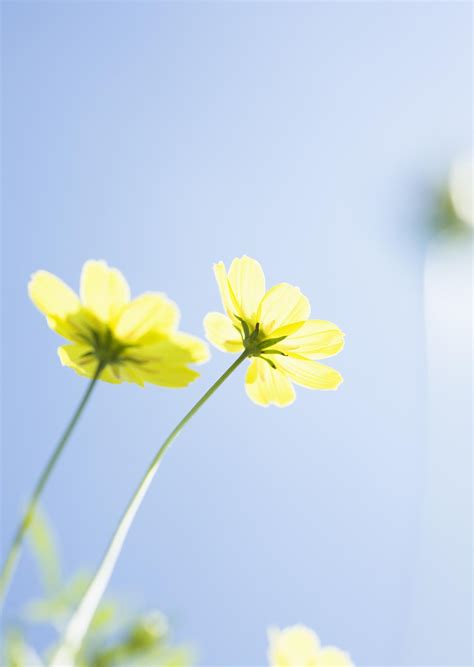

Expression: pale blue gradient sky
xmin=2 ymin=2 xmax=471 ymax=665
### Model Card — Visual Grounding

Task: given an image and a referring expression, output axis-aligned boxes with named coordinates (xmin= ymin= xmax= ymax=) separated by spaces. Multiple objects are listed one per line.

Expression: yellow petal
xmin=317 ymin=648 xmax=354 ymax=667
xmin=268 ymin=625 xmax=321 ymax=667
xmin=57 ymin=344 xmax=121 ymax=384
xmin=277 ymin=320 xmax=345 ymax=359
xmin=228 ymin=256 xmax=265 ymax=324
xmin=203 ymin=312 xmax=244 ymax=353
xmin=124 ymin=334 xmax=208 ymax=366
xmin=168 ymin=332 xmax=210 ymax=364
xmin=114 ymin=293 xmax=179 ymax=342
xmin=115 ymin=362 xmax=146 ymax=387
xmin=120 ymin=336 xmax=202 ymax=385
xmin=133 ymin=363 xmax=200 ymax=388
xmin=245 ymin=358 xmax=295 ymax=407
xmin=29 ymin=271 xmax=80 ymax=319
xmin=257 ymin=283 xmax=310 ymax=335
xmin=275 ymin=354 xmax=343 ymax=390
xmin=59 ymin=308 xmax=107 ymax=344
xmin=80 ymin=260 xmax=130 ymax=323
xmin=213 ymin=262 xmax=242 ymax=323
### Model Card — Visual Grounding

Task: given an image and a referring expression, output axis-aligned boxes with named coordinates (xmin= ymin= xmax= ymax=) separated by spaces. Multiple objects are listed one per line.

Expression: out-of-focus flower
xmin=449 ymin=156 xmax=473 ymax=228
xmin=268 ymin=625 xmax=353 ymax=667
xmin=204 ymin=256 xmax=344 ymax=406
xmin=29 ymin=260 xmax=209 ymax=387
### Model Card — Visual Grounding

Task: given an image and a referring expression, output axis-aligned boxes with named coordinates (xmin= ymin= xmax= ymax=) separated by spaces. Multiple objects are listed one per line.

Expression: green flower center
xmin=79 ymin=325 xmax=130 ymax=366
xmin=235 ymin=317 xmax=289 ymax=368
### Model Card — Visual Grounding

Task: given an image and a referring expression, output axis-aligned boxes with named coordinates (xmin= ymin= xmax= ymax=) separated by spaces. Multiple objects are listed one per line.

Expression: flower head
xmin=268 ymin=625 xmax=353 ymax=667
xmin=29 ymin=260 xmax=209 ymax=387
xmin=204 ymin=256 xmax=344 ymax=406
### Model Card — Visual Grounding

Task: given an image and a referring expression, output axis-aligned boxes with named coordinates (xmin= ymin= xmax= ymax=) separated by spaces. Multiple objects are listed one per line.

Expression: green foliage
xmin=27 ymin=509 xmax=62 ymax=595
xmin=2 ymin=509 xmax=194 ymax=667
xmin=3 ymin=630 xmax=44 ymax=667
xmin=431 ymin=187 xmax=472 ymax=238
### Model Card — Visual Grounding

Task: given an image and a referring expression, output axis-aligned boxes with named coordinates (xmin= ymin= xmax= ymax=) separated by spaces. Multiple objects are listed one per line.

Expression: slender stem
xmin=0 ymin=364 xmax=103 ymax=607
xmin=51 ymin=351 xmax=249 ymax=666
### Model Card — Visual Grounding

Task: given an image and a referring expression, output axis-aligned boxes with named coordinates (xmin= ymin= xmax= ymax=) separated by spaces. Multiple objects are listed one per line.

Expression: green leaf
xmin=24 ymin=572 xmax=90 ymax=627
xmin=88 ymin=601 xmax=117 ymax=633
xmin=258 ymin=335 xmax=287 ymax=350
xmin=235 ymin=315 xmax=250 ymax=340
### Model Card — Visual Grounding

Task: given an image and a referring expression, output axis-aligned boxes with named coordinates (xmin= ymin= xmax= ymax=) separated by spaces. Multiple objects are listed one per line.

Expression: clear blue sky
xmin=2 ymin=2 xmax=471 ymax=665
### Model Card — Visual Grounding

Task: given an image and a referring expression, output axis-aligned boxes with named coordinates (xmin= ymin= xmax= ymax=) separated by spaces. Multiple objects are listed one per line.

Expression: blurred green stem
xmin=0 ymin=364 xmax=103 ymax=607
xmin=51 ymin=350 xmax=250 ymax=667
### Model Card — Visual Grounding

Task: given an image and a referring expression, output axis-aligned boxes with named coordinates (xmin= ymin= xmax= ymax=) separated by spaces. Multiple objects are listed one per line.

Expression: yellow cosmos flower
xmin=1 ymin=259 xmax=209 ymax=609
xmin=268 ymin=625 xmax=354 ymax=667
xmin=28 ymin=260 xmax=209 ymax=387
xmin=204 ymin=256 xmax=344 ymax=406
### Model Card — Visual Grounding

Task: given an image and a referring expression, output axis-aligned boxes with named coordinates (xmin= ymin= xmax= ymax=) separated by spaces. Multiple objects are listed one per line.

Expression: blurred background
xmin=2 ymin=2 xmax=472 ymax=665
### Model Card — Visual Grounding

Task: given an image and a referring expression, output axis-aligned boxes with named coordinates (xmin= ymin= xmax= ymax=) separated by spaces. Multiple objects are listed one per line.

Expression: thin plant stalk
xmin=51 ymin=350 xmax=249 ymax=666
xmin=0 ymin=364 xmax=103 ymax=606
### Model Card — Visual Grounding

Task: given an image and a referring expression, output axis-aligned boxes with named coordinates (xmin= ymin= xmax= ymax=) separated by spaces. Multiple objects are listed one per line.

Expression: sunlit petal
xmin=228 ymin=256 xmax=265 ymax=324
xmin=213 ymin=262 xmax=242 ymax=323
xmin=245 ymin=358 xmax=295 ymax=407
xmin=115 ymin=362 xmax=146 ymax=387
xmin=258 ymin=283 xmax=310 ymax=334
xmin=29 ymin=271 xmax=80 ymax=320
xmin=80 ymin=260 xmax=130 ymax=322
xmin=115 ymin=293 xmax=179 ymax=341
xmin=171 ymin=332 xmax=210 ymax=364
xmin=276 ymin=354 xmax=343 ymax=390
xmin=204 ymin=312 xmax=244 ymax=353
xmin=125 ymin=334 xmax=207 ymax=367
xmin=277 ymin=320 xmax=345 ymax=359
xmin=135 ymin=363 xmax=200 ymax=388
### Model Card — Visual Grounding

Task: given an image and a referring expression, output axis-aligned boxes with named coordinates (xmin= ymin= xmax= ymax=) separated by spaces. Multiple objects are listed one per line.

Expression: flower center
xmin=81 ymin=325 xmax=130 ymax=366
xmin=243 ymin=322 xmax=263 ymax=355
xmin=238 ymin=319 xmax=289 ymax=363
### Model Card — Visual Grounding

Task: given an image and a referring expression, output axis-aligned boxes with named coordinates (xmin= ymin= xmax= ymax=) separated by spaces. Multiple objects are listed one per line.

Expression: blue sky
xmin=2 ymin=2 xmax=471 ymax=665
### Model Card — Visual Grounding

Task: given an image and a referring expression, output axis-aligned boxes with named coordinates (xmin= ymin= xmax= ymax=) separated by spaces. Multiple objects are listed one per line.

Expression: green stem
xmin=51 ymin=351 xmax=249 ymax=667
xmin=0 ymin=364 xmax=103 ymax=607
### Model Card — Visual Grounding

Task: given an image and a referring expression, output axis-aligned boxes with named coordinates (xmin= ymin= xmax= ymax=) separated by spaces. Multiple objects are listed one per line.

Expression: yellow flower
xmin=268 ymin=625 xmax=354 ymax=667
xmin=29 ymin=260 xmax=209 ymax=387
xmin=204 ymin=256 xmax=344 ymax=406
